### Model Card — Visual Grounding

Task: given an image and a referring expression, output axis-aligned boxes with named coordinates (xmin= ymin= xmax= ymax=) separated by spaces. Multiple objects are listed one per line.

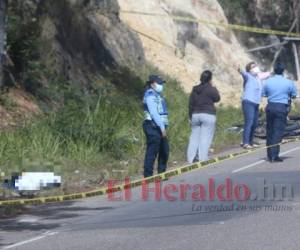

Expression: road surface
xmin=1 ymin=141 xmax=300 ymax=250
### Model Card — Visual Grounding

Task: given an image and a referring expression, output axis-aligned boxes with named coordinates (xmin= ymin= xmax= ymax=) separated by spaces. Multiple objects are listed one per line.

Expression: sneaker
xmin=251 ymin=143 xmax=259 ymax=148
xmin=243 ymin=144 xmax=254 ymax=149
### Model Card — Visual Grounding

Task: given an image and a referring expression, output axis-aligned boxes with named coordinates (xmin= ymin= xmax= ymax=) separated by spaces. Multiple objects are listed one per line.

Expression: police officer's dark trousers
xmin=143 ymin=120 xmax=169 ymax=177
xmin=266 ymin=102 xmax=288 ymax=160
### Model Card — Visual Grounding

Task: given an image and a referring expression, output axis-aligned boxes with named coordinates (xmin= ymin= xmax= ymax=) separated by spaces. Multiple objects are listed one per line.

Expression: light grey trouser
xmin=187 ymin=113 xmax=216 ymax=164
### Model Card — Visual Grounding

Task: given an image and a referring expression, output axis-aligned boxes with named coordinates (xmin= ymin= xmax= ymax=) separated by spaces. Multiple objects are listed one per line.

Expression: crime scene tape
xmin=120 ymin=10 xmax=300 ymax=37
xmin=1 ymin=137 xmax=300 ymax=206
xmin=130 ymin=26 xmax=175 ymax=50
xmin=120 ymin=11 xmax=300 ymax=67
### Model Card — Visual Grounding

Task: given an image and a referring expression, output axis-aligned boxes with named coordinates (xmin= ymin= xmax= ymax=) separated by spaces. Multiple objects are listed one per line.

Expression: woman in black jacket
xmin=187 ymin=70 xmax=221 ymax=164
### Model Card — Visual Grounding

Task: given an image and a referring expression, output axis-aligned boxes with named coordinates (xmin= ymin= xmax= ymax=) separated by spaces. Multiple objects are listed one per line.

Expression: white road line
xmin=17 ymin=216 xmax=40 ymax=223
xmin=2 ymin=231 xmax=58 ymax=250
xmin=232 ymin=145 xmax=300 ymax=174
xmin=232 ymin=160 xmax=266 ymax=173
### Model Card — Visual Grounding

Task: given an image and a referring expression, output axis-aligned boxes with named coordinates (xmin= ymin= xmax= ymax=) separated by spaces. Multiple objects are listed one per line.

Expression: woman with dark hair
xmin=187 ymin=70 xmax=220 ymax=163
xmin=238 ymin=62 xmax=270 ymax=149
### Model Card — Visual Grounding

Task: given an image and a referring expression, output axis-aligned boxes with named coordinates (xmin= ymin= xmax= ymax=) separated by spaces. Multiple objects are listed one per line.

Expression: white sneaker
xmin=243 ymin=144 xmax=254 ymax=149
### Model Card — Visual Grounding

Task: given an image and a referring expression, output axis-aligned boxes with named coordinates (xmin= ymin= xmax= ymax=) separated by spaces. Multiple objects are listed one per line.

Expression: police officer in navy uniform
xmin=262 ymin=62 xmax=298 ymax=162
xmin=143 ymin=75 xmax=169 ymax=177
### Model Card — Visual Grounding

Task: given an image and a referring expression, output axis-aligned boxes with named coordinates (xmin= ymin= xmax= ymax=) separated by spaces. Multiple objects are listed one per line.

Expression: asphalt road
xmin=1 ymin=141 xmax=300 ymax=250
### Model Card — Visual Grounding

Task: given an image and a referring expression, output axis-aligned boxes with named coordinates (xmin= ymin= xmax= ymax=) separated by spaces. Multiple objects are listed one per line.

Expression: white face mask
xmin=154 ymin=83 xmax=164 ymax=93
xmin=251 ymin=66 xmax=260 ymax=75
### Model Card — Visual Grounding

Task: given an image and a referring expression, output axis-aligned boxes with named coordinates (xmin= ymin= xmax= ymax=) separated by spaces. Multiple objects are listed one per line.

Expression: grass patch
xmin=214 ymin=106 xmax=243 ymax=151
xmin=0 ymin=93 xmax=17 ymax=111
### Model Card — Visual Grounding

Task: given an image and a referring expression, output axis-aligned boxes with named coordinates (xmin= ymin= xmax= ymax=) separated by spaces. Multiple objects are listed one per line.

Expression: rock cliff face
xmin=39 ymin=0 xmax=145 ymax=86
xmin=6 ymin=0 xmax=257 ymax=105
xmin=6 ymin=0 xmax=145 ymax=89
xmin=118 ymin=0 xmax=252 ymax=104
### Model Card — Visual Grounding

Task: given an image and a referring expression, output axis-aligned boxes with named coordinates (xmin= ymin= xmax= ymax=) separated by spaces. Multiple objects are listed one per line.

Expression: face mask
xmin=154 ymin=83 xmax=164 ymax=93
xmin=251 ymin=66 xmax=260 ymax=75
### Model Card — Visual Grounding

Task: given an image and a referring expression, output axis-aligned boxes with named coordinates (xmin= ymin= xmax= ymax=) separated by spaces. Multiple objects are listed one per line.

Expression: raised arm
xmin=238 ymin=67 xmax=248 ymax=81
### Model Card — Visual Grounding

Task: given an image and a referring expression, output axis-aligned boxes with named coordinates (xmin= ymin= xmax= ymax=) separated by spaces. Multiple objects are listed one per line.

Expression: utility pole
xmin=292 ymin=43 xmax=300 ymax=81
xmin=0 ymin=0 xmax=7 ymax=88
xmin=271 ymin=19 xmax=297 ymax=66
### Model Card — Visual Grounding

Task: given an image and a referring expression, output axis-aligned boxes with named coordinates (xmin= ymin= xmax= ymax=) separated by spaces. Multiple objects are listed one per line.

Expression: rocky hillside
xmin=118 ymin=0 xmax=252 ymax=103
xmin=2 ymin=0 xmax=255 ymax=108
xmin=6 ymin=0 xmax=145 ymax=88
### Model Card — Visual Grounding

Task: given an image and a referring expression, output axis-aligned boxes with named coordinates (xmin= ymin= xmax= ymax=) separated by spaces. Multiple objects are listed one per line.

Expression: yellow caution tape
xmin=121 ymin=11 xmax=300 ymax=37
xmin=1 ymin=137 xmax=300 ymax=206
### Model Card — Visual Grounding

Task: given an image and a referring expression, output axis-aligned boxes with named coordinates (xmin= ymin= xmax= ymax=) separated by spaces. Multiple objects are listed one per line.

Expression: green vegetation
xmin=218 ymin=0 xmax=294 ymax=30
xmin=7 ymin=5 xmax=43 ymax=93
xmin=0 ymin=71 xmax=243 ymax=190
xmin=214 ymin=106 xmax=243 ymax=151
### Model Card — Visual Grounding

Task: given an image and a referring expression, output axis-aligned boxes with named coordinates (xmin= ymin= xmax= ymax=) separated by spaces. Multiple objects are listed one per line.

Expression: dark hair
xmin=145 ymin=79 xmax=155 ymax=90
xmin=274 ymin=62 xmax=285 ymax=75
xmin=246 ymin=61 xmax=256 ymax=72
xmin=200 ymin=70 xmax=212 ymax=85
xmin=145 ymin=82 xmax=151 ymax=89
